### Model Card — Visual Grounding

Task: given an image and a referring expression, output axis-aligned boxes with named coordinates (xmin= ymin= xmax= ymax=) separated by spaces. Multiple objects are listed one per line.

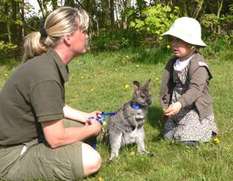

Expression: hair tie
xmin=40 ymin=27 xmax=48 ymax=38
xmin=39 ymin=18 xmax=47 ymax=38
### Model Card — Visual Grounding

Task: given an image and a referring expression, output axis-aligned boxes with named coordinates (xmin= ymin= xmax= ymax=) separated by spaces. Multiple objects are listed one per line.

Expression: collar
xmin=130 ymin=102 xmax=141 ymax=110
xmin=174 ymin=55 xmax=194 ymax=71
xmin=48 ymin=48 xmax=69 ymax=82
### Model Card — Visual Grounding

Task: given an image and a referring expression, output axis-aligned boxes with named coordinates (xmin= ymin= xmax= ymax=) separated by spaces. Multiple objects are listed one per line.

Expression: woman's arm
xmin=42 ymin=118 xmax=102 ymax=148
xmin=63 ymin=105 xmax=101 ymax=123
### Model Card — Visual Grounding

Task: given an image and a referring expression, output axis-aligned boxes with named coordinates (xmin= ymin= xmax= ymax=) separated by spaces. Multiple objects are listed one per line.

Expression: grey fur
xmin=106 ymin=80 xmax=152 ymax=160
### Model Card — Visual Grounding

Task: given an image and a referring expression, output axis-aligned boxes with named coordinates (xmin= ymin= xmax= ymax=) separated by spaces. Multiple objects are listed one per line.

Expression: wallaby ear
xmin=133 ymin=81 xmax=140 ymax=90
xmin=143 ymin=79 xmax=151 ymax=88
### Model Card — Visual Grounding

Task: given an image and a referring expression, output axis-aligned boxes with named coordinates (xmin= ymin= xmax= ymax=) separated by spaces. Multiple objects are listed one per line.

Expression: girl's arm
xmin=178 ymin=66 xmax=209 ymax=107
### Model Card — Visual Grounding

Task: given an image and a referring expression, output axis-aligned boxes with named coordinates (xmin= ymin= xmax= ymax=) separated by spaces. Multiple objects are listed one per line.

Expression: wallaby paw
xmin=139 ymin=150 xmax=155 ymax=157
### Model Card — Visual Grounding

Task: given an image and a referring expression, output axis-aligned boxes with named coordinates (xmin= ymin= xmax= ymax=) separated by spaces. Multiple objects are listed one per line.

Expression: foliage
xmin=202 ymin=36 xmax=233 ymax=61
xmin=0 ymin=41 xmax=18 ymax=58
xmin=201 ymin=14 xmax=220 ymax=34
xmin=128 ymin=4 xmax=180 ymax=42
xmin=90 ymin=30 xmax=142 ymax=51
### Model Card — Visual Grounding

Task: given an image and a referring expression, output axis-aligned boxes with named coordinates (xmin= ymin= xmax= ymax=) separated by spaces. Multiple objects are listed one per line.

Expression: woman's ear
xmin=63 ymin=34 xmax=72 ymax=46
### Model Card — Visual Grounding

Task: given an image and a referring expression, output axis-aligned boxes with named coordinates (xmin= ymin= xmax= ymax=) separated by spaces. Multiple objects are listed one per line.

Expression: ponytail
xmin=23 ymin=32 xmax=47 ymax=62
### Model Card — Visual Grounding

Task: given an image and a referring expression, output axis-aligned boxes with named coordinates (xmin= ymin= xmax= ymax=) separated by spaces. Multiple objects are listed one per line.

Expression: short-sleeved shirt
xmin=0 ymin=49 xmax=69 ymax=146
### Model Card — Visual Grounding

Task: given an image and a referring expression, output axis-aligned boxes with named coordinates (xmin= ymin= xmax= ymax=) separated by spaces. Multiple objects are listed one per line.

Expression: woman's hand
xmin=164 ymin=102 xmax=182 ymax=117
xmin=85 ymin=118 xmax=102 ymax=136
xmin=88 ymin=111 xmax=102 ymax=119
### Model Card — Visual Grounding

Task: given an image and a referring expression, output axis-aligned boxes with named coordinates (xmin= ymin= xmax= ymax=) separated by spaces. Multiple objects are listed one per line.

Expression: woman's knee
xmin=82 ymin=143 xmax=102 ymax=176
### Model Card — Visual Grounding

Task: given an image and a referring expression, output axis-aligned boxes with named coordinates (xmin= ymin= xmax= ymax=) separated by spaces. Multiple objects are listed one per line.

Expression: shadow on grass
xmin=147 ymin=105 xmax=164 ymax=129
xmin=147 ymin=105 xmax=165 ymax=141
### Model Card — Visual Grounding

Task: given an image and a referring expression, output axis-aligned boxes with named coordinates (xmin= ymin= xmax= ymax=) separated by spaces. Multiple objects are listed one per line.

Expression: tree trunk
xmin=37 ymin=0 xmax=47 ymax=19
xmin=217 ymin=0 xmax=223 ymax=34
xmin=51 ymin=0 xmax=58 ymax=10
xmin=193 ymin=0 xmax=204 ymax=19
xmin=109 ymin=0 xmax=115 ymax=29
xmin=21 ymin=0 xmax=25 ymax=42
xmin=4 ymin=3 xmax=11 ymax=43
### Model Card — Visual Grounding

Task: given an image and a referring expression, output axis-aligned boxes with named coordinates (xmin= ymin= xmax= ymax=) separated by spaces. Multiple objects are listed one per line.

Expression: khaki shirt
xmin=0 ymin=49 xmax=69 ymax=146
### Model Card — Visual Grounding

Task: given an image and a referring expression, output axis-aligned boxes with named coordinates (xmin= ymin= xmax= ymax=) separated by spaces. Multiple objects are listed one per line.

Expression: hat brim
xmin=163 ymin=31 xmax=207 ymax=47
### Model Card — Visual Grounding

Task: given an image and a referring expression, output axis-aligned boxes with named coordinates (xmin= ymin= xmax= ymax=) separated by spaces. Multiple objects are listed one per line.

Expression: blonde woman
xmin=160 ymin=17 xmax=218 ymax=145
xmin=0 ymin=7 xmax=102 ymax=180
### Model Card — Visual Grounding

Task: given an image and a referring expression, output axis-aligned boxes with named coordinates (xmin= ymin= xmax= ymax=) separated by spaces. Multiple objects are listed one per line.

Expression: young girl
xmin=160 ymin=17 xmax=218 ymax=145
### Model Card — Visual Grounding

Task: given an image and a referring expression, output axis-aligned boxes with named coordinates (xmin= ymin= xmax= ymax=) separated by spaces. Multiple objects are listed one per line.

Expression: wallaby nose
xmin=147 ymin=99 xmax=152 ymax=105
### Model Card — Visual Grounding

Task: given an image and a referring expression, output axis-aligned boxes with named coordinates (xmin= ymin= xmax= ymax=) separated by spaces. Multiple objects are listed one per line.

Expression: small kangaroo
xmin=106 ymin=80 xmax=152 ymax=160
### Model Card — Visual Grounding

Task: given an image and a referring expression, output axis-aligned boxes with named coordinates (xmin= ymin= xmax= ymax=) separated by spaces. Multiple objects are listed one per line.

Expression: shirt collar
xmin=47 ymin=48 xmax=69 ymax=82
xmin=174 ymin=55 xmax=194 ymax=71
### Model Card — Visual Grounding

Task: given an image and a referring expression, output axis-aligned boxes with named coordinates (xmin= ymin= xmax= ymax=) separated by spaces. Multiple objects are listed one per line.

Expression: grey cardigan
xmin=160 ymin=53 xmax=213 ymax=120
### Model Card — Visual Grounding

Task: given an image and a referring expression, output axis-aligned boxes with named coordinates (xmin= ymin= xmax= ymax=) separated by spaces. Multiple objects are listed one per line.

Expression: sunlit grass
xmin=0 ymin=47 xmax=233 ymax=181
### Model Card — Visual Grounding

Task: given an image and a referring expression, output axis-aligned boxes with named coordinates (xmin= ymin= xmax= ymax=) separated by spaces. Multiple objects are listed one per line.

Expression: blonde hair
xmin=23 ymin=6 xmax=89 ymax=61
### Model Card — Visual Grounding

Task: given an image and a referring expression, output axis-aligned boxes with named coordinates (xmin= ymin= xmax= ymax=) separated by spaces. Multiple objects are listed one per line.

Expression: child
xmin=160 ymin=17 xmax=218 ymax=145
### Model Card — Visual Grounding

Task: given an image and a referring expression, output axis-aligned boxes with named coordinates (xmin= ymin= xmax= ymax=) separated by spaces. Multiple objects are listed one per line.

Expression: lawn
xmin=0 ymin=46 xmax=233 ymax=181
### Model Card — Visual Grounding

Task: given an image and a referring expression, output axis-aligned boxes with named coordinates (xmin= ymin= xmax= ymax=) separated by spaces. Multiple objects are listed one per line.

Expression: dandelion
xmin=98 ymin=176 xmax=104 ymax=181
xmin=130 ymin=151 xmax=135 ymax=156
xmin=213 ymin=137 xmax=220 ymax=144
xmin=136 ymin=64 xmax=140 ymax=68
xmin=124 ymin=84 xmax=129 ymax=89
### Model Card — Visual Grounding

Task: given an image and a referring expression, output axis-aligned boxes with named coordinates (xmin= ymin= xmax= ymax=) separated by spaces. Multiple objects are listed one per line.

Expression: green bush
xmin=90 ymin=30 xmax=142 ymax=51
xmin=0 ymin=41 xmax=18 ymax=58
xmin=129 ymin=4 xmax=180 ymax=43
xmin=202 ymin=36 xmax=233 ymax=59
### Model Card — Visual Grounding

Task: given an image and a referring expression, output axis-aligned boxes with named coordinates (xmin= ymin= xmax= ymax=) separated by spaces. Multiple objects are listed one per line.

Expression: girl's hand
xmin=164 ymin=102 xmax=182 ymax=117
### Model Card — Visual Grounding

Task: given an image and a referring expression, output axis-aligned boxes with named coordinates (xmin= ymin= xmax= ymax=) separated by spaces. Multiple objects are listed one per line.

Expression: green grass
xmin=1 ymin=47 xmax=233 ymax=181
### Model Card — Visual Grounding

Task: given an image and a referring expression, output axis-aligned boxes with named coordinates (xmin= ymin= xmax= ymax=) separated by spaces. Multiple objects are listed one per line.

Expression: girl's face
xmin=170 ymin=37 xmax=194 ymax=60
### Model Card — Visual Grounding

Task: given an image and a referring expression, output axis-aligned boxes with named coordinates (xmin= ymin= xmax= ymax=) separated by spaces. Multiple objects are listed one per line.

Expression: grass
xmin=0 ymin=46 xmax=233 ymax=181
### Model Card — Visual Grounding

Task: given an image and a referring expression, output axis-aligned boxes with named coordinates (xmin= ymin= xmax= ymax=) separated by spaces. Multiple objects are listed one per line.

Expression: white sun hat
xmin=163 ymin=17 xmax=207 ymax=47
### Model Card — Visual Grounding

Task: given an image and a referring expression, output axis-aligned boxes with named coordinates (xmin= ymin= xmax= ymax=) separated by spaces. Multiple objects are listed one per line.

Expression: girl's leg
xmin=174 ymin=110 xmax=216 ymax=142
xmin=163 ymin=119 xmax=176 ymax=140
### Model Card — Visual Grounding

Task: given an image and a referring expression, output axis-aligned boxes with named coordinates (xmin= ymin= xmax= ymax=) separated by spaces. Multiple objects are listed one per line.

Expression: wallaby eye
xmin=140 ymin=94 xmax=145 ymax=98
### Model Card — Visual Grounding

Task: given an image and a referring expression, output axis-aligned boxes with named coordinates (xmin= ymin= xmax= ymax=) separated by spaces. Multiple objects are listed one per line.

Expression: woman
xmin=0 ymin=6 xmax=102 ymax=181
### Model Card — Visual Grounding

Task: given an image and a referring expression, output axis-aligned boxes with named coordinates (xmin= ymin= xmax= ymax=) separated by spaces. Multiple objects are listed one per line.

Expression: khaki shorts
xmin=0 ymin=119 xmax=85 ymax=181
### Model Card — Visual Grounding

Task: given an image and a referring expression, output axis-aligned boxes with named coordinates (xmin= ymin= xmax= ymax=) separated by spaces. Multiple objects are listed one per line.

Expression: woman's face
xmin=170 ymin=37 xmax=194 ymax=60
xmin=69 ymin=28 xmax=89 ymax=55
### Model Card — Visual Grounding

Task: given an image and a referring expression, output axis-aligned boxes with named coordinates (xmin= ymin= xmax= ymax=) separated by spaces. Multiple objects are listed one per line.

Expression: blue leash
xmin=96 ymin=112 xmax=116 ymax=124
xmin=88 ymin=112 xmax=116 ymax=149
